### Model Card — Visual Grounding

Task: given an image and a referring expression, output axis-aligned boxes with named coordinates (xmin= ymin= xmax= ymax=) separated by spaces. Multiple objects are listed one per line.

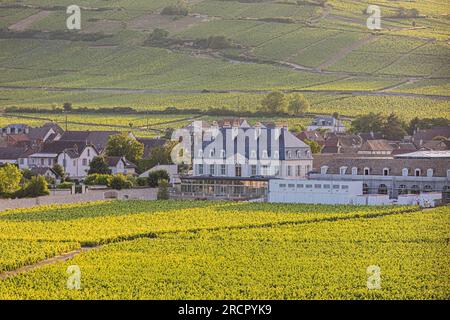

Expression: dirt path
xmin=0 ymin=247 xmax=97 ymax=280
xmin=318 ymin=34 xmax=377 ymax=70
xmin=1 ymin=85 xmax=449 ymax=100
xmin=8 ymin=10 xmax=51 ymax=31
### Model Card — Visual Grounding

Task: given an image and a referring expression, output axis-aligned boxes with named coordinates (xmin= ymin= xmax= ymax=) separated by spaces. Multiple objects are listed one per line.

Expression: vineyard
xmin=0 ymin=200 xmax=448 ymax=299
xmin=0 ymin=0 xmax=449 ymax=125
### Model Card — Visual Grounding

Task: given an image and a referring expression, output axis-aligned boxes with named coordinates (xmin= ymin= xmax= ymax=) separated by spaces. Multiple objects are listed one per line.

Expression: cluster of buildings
xmin=176 ymin=117 xmax=450 ymax=206
xmin=0 ymin=123 xmax=165 ymax=181
xmin=1 ymin=116 xmax=449 ymax=206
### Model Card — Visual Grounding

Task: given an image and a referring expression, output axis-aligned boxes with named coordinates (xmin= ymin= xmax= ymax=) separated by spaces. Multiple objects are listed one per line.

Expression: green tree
xmin=52 ymin=164 xmax=65 ymax=180
xmin=18 ymin=176 xmax=49 ymax=198
xmin=63 ymin=102 xmax=73 ymax=112
xmin=303 ymin=139 xmax=322 ymax=154
xmin=383 ymin=113 xmax=407 ymax=140
xmin=106 ymin=133 xmax=144 ymax=164
xmin=137 ymin=142 xmax=174 ymax=173
xmin=110 ymin=174 xmax=133 ymax=190
xmin=148 ymin=170 xmax=170 ymax=188
xmin=88 ymin=156 xmax=112 ymax=175
xmin=157 ymin=179 xmax=170 ymax=200
xmin=288 ymin=94 xmax=310 ymax=115
xmin=351 ymin=113 xmax=385 ymax=134
xmin=261 ymin=91 xmax=287 ymax=113
xmin=0 ymin=164 xmax=22 ymax=196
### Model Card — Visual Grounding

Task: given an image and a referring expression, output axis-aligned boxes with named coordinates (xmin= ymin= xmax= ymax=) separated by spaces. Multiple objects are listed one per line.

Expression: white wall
xmin=268 ymin=179 xmax=363 ymax=205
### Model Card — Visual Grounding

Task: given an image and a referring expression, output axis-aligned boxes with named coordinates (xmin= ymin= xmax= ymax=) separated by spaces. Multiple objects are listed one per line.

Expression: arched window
xmin=363 ymin=183 xmax=369 ymax=195
xmin=402 ymin=168 xmax=409 ymax=177
xmin=250 ymin=150 xmax=257 ymax=159
xmin=398 ymin=185 xmax=408 ymax=195
xmin=423 ymin=185 xmax=433 ymax=193
xmin=383 ymin=168 xmax=390 ymax=176
xmin=415 ymin=169 xmax=421 ymax=177
xmin=339 ymin=166 xmax=347 ymax=175
xmin=220 ymin=149 xmax=225 ymax=158
xmin=364 ymin=167 xmax=370 ymax=176
xmin=352 ymin=167 xmax=358 ymax=175
xmin=273 ymin=151 xmax=279 ymax=159
xmin=321 ymin=166 xmax=328 ymax=174
xmin=287 ymin=151 xmax=292 ymax=159
xmin=410 ymin=185 xmax=420 ymax=194
xmin=427 ymin=169 xmax=433 ymax=177
xmin=378 ymin=184 xmax=388 ymax=195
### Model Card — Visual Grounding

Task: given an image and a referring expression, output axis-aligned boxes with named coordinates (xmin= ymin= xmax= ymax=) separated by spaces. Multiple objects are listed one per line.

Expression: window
xmin=297 ymin=184 xmax=304 ymax=188
xmin=41 ymin=159 xmax=45 ymax=166
xmin=198 ymin=164 xmax=204 ymax=175
xmin=296 ymin=165 xmax=301 ymax=176
xmin=287 ymin=166 xmax=292 ymax=176
xmin=250 ymin=150 xmax=257 ymax=159
xmin=220 ymin=150 xmax=225 ymax=158
xmin=333 ymin=185 xmax=340 ymax=190
xmin=297 ymin=150 xmax=301 ymax=158
xmin=363 ymin=183 xmax=369 ymax=194
xmin=209 ymin=164 xmax=215 ymax=175
xmin=411 ymin=185 xmax=420 ymax=194
xmin=383 ymin=168 xmax=390 ymax=176
xmin=220 ymin=164 xmax=226 ymax=175
xmin=87 ymin=149 xmax=90 ymax=157
xmin=288 ymin=184 xmax=295 ymax=189
xmin=279 ymin=184 xmax=286 ymax=188
xmin=235 ymin=165 xmax=242 ymax=177
xmin=287 ymin=151 xmax=292 ymax=159
xmin=341 ymin=185 xmax=349 ymax=191
xmin=339 ymin=167 xmax=347 ymax=175
xmin=423 ymin=185 xmax=433 ymax=193
xmin=323 ymin=184 xmax=330 ymax=189
xmin=364 ymin=167 xmax=370 ymax=176
xmin=305 ymin=184 xmax=313 ymax=189
xmin=73 ymin=160 xmax=76 ymax=166
xmin=261 ymin=165 xmax=268 ymax=176
xmin=273 ymin=151 xmax=279 ymax=159
xmin=352 ymin=167 xmax=358 ymax=175
xmin=378 ymin=184 xmax=388 ymax=195
xmin=415 ymin=169 xmax=421 ymax=177
xmin=427 ymin=169 xmax=433 ymax=177
xmin=82 ymin=159 xmax=88 ymax=166
xmin=398 ymin=185 xmax=408 ymax=195
xmin=314 ymin=184 xmax=322 ymax=189
xmin=320 ymin=166 xmax=328 ymax=174
xmin=402 ymin=168 xmax=409 ymax=176
xmin=19 ymin=159 xmax=24 ymax=165
xmin=251 ymin=165 xmax=257 ymax=176
xmin=273 ymin=165 xmax=280 ymax=176
xmin=448 ymin=170 xmax=450 ymax=178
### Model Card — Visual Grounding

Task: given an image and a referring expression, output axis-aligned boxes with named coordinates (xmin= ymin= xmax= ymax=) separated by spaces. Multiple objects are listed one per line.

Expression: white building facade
xmin=186 ymin=120 xmax=313 ymax=179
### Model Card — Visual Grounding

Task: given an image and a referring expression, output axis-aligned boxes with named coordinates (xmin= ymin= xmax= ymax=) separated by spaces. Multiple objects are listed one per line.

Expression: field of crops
xmin=0 ymin=0 xmax=448 ymax=120
xmin=0 ymin=200 xmax=448 ymax=299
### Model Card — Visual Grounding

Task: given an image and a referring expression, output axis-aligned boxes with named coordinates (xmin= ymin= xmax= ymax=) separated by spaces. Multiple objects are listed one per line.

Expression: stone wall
xmin=0 ymin=188 xmax=157 ymax=212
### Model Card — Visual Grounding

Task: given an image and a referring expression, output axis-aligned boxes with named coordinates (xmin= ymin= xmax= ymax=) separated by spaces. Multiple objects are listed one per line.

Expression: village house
xmin=307 ymin=116 xmax=346 ymax=133
xmin=105 ymin=156 xmax=137 ymax=175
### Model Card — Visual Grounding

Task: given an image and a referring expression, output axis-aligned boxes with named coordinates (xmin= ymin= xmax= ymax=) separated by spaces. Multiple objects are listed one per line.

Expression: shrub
xmin=110 ymin=174 xmax=133 ymax=190
xmin=161 ymin=5 xmax=189 ymax=16
xmin=136 ymin=177 xmax=149 ymax=187
xmin=17 ymin=176 xmax=49 ymax=198
xmin=148 ymin=170 xmax=170 ymax=188
xmin=58 ymin=182 xmax=74 ymax=189
xmin=84 ymin=174 xmax=112 ymax=186
xmin=157 ymin=179 xmax=170 ymax=200
xmin=0 ymin=164 xmax=22 ymax=197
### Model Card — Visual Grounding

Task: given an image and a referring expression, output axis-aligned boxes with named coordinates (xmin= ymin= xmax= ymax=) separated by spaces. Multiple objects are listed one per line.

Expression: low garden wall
xmin=0 ymin=188 xmax=158 ymax=212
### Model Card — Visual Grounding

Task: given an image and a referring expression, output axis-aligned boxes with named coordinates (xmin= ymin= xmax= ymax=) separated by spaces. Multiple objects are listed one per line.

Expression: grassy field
xmin=0 ymin=200 xmax=448 ymax=299
xmin=0 ymin=0 xmax=448 ymax=125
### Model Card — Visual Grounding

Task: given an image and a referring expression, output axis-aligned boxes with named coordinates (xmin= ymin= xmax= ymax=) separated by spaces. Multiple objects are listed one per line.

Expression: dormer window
xmin=250 ymin=150 xmax=257 ymax=159
xmin=321 ymin=166 xmax=328 ymax=174
xmin=352 ymin=167 xmax=358 ymax=175
xmin=364 ymin=167 xmax=370 ymax=176
xmin=287 ymin=151 xmax=292 ymax=159
xmin=402 ymin=168 xmax=409 ymax=177
xmin=383 ymin=168 xmax=390 ymax=176
xmin=220 ymin=149 xmax=225 ymax=158
xmin=198 ymin=149 xmax=203 ymax=158
xmin=339 ymin=166 xmax=347 ymax=175
xmin=415 ymin=169 xmax=421 ymax=177
xmin=427 ymin=169 xmax=433 ymax=177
